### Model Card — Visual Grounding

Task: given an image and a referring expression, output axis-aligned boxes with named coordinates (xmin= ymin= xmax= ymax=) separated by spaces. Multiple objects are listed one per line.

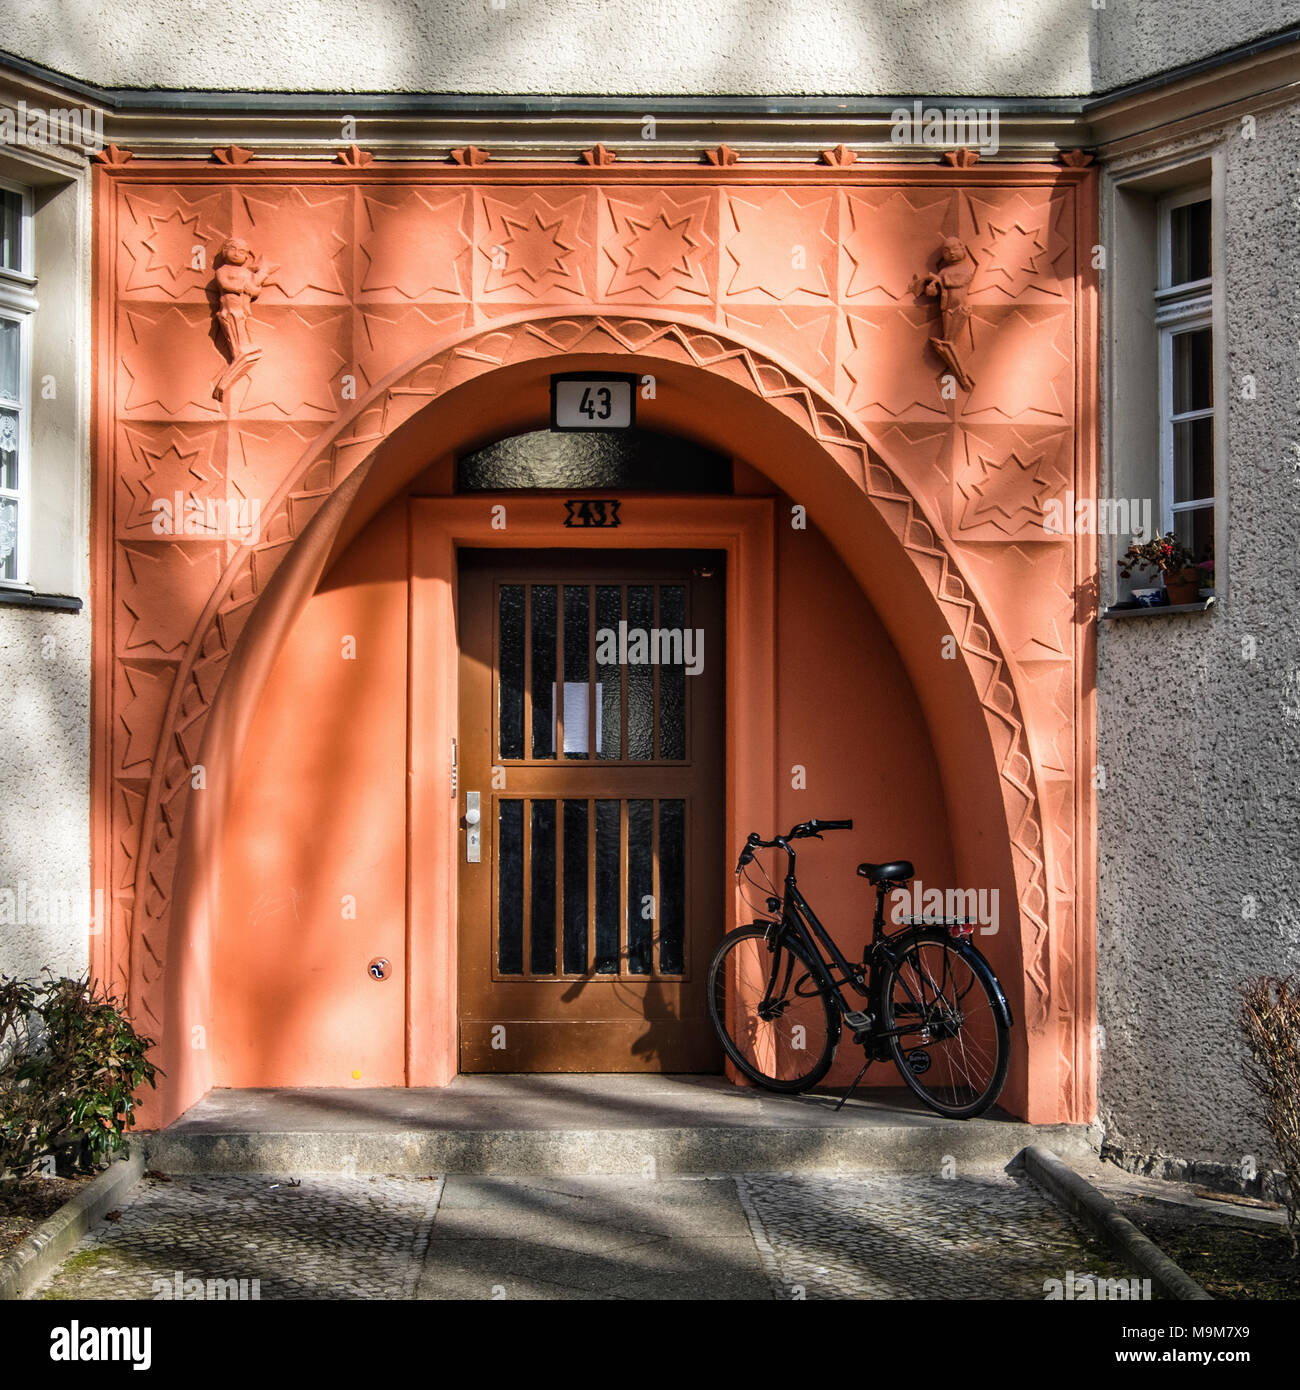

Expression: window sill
xmin=0 ymin=585 xmax=82 ymax=612
xmin=1102 ymin=595 xmax=1215 ymax=619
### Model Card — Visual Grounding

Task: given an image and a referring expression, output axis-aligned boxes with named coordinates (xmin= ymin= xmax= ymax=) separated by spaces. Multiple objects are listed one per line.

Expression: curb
xmin=1021 ymin=1144 xmax=1212 ymax=1301
xmin=0 ymin=1148 xmax=145 ymax=1301
xmin=143 ymin=1120 xmax=1096 ymax=1177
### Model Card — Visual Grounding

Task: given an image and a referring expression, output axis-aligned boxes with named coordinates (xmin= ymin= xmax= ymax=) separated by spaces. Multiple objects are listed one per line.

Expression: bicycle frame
xmin=757 ymin=841 xmax=922 ymax=1044
xmin=775 ymin=881 xmax=869 ymax=1010
xmin=726 ymin=820 xmax=1013 ymax=1116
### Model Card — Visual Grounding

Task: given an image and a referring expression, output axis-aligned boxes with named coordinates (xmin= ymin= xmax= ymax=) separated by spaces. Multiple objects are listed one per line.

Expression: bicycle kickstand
xmin=834 ymin=1053 xmax=873 ymax=1112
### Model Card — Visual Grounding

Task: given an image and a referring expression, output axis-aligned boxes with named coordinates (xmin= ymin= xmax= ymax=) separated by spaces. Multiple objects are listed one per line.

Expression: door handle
xmin=465 ymin=790 xmax=481 ymax=863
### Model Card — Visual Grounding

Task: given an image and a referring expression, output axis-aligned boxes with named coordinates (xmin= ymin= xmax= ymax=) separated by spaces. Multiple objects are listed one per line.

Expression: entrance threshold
xmin=145 ymin=1076 xmax=1093 ymax=1176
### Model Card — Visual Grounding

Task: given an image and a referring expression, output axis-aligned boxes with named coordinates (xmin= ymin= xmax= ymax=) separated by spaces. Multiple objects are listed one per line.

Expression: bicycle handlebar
xmin=736 ymin=818 xmax=853 ymax=870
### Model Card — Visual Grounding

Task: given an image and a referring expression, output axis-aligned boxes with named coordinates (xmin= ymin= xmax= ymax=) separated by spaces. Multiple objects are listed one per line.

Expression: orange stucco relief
xmin=94 ymin=159 xmax=1096 ymax=1122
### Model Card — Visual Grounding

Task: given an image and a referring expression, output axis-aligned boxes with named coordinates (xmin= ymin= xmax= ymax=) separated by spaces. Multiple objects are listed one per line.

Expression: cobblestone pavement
xmin=33 ymin=1172 xmax=443 ymax=1301
xmin=32 ymin=1168 xmax=1128 ymax=1300
xmin=738 ymin=1171 xmax=1131 ymax=1300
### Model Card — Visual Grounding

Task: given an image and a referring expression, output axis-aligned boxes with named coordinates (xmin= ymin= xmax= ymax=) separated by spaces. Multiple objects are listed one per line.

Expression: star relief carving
xmin=237 ymin=189 xmax=349 ymax=299
xmin=499 ymin=210 xmax=572 ymax=283
xmin=141 ymin=211 xmax=203 ymax=285
xmin=966 ymin=192 xmax=1068 ymax=301
xmin=964 ymin=310 xmax=1069 ymax=417
xmin=119 ymin=430 xmax=222 ymax=532
xmin=624 ymin=211 xmax=695 ymax=279
xmin=725 ymin=192 xmax=835 ymax=300
xmin=480 ymin=194 xmax=589 ymax=298
xmin=958 ymin=449 xmax=1050 ymax=533
xmin=604 ymin=195 xmax=712 ymax=299
xmin=843 ymin=191 xmax=952 ymax=300
xmin=236 ymin=311 xmax=347 ymax=414
xmin=121 ymin=191 xmax=224 ymax=297
xmin=970 ymin=218 xmax=1049 ymax=298
xmin=121 ymin=307 xmax=223 ymax=416
xmin=360 ymin=191 xmax=469 ymax=299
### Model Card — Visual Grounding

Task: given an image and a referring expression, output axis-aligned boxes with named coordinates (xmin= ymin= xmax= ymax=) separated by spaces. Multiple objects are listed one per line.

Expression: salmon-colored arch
xmin=139 ymin=311 xmax=1070 ymax=1126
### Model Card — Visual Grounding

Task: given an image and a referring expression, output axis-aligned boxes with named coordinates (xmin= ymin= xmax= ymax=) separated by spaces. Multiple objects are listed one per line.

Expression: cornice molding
xmin=0 ymin=31 xmax=1297 ymax=165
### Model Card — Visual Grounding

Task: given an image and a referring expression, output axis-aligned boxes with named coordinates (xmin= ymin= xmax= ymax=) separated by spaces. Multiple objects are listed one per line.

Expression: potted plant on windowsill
xmin=1118 ymin=533 xmax=1203 ymax=606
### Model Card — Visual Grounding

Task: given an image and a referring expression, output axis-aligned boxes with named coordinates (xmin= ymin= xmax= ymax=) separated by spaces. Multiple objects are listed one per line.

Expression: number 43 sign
xmin=550 ymin=373 xmax=638 ymax=432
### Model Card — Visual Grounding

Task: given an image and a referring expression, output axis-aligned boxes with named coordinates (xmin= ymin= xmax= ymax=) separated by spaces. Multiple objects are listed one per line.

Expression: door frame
xmin=409 ymin=494 xmax=776 ymax=1086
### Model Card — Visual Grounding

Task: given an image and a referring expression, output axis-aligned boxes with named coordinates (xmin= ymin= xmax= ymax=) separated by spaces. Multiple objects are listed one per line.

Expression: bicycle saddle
xmin=857 ymin=860 xmax=914 ymax=884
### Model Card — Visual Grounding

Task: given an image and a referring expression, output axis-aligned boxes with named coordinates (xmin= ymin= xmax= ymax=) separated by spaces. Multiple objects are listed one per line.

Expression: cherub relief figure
xmin=212 ymin=237 xmax=278 ymax=399
xmin=913 ymin=235 xmax=976 ymax=392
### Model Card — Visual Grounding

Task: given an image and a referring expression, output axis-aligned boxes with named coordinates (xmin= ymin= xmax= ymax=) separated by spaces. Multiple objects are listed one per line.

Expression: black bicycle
xmin=707 ymin=818 xmax=1012 ymax=1119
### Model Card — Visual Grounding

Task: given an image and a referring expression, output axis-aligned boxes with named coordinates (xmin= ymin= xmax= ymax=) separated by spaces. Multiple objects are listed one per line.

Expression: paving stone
xmin=737 ymin=1170 xmax=1134 ymax=1300
xmin=32 ymin=1173 xmax=443 ymax=1301
xmin=29 ymin=1166 xmax=1130 ymax=1301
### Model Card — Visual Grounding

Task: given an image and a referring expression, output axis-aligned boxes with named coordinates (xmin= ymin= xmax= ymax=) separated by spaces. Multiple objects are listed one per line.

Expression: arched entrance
xmin=128 ymin=313 xmax=1081 ymax=1126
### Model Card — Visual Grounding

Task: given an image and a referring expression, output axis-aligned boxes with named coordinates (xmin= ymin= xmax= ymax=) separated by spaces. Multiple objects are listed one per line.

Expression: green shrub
xmin=0 ymin=973 xmax=159 ymax=1186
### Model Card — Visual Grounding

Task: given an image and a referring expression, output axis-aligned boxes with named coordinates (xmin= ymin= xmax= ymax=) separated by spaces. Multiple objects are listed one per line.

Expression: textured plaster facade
xmin=0 ymin=606 xmax=91 ymax=981
xmin=1093 ymin=2 xmax=1300 ymax=92
xmin=3 ymin=1 xmax=1095 ymax=97
xmin=0 ymin=144 xmax=91 ymax=989
xmin=5 ymin=1 xmax=1298 ymax=98
xmin=1096 ymin=101 xmax=1300 ymax=1168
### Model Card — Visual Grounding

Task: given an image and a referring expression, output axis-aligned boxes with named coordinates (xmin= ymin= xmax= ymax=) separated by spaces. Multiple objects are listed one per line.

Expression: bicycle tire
xmin=880 ymin=931 xmax=1011 ymax=1119
xmin=707 ymin=925 xmax=839 ymax=1092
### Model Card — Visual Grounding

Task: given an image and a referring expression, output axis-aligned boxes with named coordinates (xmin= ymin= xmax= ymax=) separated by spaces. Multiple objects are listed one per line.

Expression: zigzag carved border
xmin=121 ymin=313 xmax=1055 ymax=1043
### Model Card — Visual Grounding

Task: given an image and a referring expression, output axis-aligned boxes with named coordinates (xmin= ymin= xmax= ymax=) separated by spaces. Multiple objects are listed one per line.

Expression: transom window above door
xmin=457 ymin=427 xmax=732 ymax=492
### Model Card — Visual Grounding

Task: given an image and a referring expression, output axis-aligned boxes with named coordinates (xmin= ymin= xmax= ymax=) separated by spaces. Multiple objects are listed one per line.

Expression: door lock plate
xmin=465 ymin=790 xmax=481 ymax=863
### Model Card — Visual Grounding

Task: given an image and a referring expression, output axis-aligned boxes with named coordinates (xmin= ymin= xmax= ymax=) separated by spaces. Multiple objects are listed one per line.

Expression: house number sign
xmin=563 ymin=499 xmax=621 ymax=528
xmin=550 ymin=373 xmax=637 ymax=431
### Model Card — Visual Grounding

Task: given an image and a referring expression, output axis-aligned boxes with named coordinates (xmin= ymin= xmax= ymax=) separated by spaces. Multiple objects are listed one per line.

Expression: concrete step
xmin=143 ymin=1075 xmax=1096 ymax=1176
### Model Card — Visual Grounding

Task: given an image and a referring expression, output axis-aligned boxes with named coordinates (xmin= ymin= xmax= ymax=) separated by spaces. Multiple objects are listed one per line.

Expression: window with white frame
xmin=0 ymin=182 xmax=35 ymax=586
xmin=1156 ymin=188 xmax=1214 ymax=576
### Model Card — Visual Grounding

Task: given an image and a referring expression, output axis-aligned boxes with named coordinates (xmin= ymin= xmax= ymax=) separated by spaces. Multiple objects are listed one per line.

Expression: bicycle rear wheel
xmin=881 ymin=932 xmax=1010 ymax=1119
xmin=708 ymin=926 xmax=838 ymax=1092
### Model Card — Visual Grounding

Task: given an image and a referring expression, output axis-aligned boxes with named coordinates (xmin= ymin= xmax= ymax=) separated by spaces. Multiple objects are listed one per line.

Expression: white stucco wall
xmin=0 ymin=160 xmax=91 ymax=989
xmin=6 ymin=0 xmax=1298 ymax=97
xmin=0 ymin=606 xmax=91 ymax=982
xmin=5 ymin=0 xmax=1096 ymax=95
xmin=1095 ymin=101 xmax=1300 ymax=1171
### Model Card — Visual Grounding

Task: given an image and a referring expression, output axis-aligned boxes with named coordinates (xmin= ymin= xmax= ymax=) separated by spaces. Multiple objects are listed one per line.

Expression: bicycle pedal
xmin=842 ymin=1009 xmax=873 ymax=1032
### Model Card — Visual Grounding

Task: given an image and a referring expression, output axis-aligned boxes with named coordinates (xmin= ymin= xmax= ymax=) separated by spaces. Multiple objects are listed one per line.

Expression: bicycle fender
xmin=955 ymin=939 xmax=1015 ymax=1030
xmin=883 ymin=928 xmax=1015 ymax=1031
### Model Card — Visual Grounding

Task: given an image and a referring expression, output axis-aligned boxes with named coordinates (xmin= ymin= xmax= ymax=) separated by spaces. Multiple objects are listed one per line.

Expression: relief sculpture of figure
xmin=913 ymin=235 xmax=976 ymax=392
xmin=213 ymin=237 xmax=278 ymax=400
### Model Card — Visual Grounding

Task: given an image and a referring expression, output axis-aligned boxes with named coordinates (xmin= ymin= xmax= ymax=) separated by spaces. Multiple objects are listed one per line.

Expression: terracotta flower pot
xmin=1163 ymin=568 xmax=1201 ymax=605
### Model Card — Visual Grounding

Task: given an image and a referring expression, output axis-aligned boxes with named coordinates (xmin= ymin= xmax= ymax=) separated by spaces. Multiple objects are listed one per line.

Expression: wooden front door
xmin=457 ymin=549 xmax=725 ymax=1072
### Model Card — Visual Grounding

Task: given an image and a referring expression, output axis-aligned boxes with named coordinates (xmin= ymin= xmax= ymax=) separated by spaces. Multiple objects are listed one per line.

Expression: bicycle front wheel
xmin=708 ymin=926 xmax=838 ymax=1092
xmin=881 ymin=932 xmax=1010 ymax=1119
